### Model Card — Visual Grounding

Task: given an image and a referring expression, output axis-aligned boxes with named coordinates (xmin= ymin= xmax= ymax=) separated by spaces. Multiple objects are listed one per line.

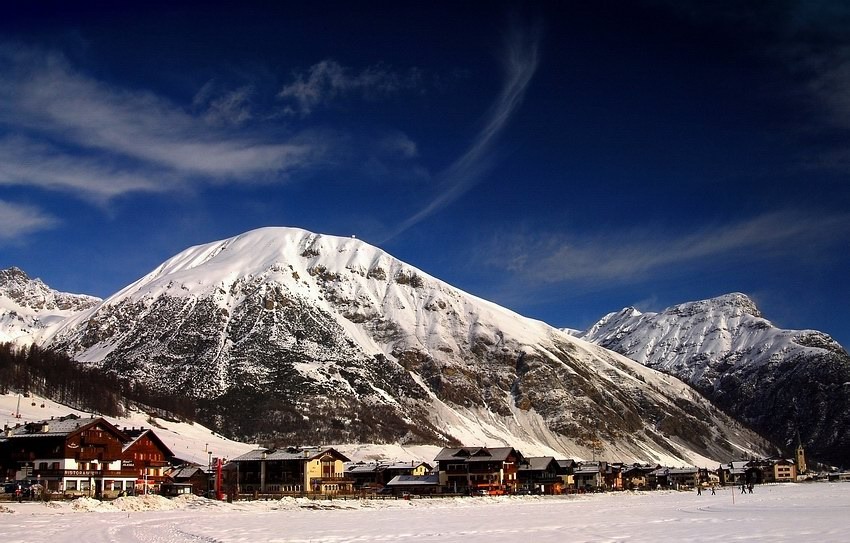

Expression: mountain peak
xmin=39 ymin=227 xmax=769 ymax=464
xmin=0 ymin=266 xmax=30 ymax=282
xmin=580 ymin=291 xmax=850 ymax=466
xmin=666 ymin=292 xmax=762 ymax=319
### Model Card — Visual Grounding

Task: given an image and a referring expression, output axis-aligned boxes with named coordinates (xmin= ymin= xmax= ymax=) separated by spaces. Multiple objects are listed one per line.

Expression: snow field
xmin=1 ymin=483 xmax=848 ymax=542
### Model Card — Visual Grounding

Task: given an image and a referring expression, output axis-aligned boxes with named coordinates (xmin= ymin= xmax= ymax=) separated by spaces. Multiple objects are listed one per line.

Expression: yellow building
xmin=304 ymin=448 xmax=353 ymax=495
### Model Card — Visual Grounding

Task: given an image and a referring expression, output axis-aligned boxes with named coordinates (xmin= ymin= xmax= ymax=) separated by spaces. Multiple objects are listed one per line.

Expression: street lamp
xmin=207 ymin=451 xmax=212 ymax=498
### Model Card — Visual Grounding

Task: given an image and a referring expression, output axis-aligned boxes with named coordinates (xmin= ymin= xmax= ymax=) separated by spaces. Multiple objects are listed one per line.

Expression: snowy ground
xmin=2 ymin=483 xmax=848 ymax=542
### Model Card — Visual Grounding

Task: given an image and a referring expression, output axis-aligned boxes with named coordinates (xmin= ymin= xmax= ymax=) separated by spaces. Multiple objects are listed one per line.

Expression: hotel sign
xmin=64 ymin=470 xmax=100 ymax=477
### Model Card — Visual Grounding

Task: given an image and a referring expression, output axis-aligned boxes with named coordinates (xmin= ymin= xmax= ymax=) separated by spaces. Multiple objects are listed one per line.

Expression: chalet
xmin=517 ymin=456 xmax=563 ymax=494
xmin=346 ymin=461 xmax=383 ymax=492
xmin=697 ymin=467 xmax=720 ymax=487
xmin=0 ymin=414 xmax=136 ymax=497
xmin=120 ymin=427 xmax=174 ymax=494
xmin=621 ymin=464 xmax=659 ymax=490
xmin=556 ymin=459 xmax=575 ymax=488
xmin=345 ymin=461 xmax=433 ymax=492
xmin=717 ymin=461 xmax=764 ymax=486
xmin=573 ymin=461 xmax=604 ymax=490
xmin=225 ymin=446 xmax=353 ymax=496
xmin=165 ymin=464 xmax=207 ymax=495
xmin=434 ymin=447 xmax=523 ymax=495
xmin=651 ymin=467 xmax=698 ymax=489
xmin=384 ymin=474 xmax=440 ymax=496
xmin=603 ymin=462 xmax=624 ymax=490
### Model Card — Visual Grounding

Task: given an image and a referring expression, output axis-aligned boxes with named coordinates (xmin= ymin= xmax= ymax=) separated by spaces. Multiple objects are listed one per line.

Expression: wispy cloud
xmin=487 ymin=211 xmax=850 ymax=285
xmin=0 ymin=136 xmax=164 ymax=199
xmin=193 ymin=81 xmax=255 ymax=126
xmin=383 ymin=22 xmax=541 ymax=241
xmin=0 ymin=200 xmax=58 ymax=240
xmin=278 ymin=60 xmax=422 ymax=116
xmin=0 ymin=44 xmax=325 ymax=201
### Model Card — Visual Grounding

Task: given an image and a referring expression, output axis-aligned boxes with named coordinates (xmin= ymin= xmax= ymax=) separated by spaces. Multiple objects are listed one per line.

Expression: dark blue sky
xmin=2 ymin=1 xmax=849 ymax=345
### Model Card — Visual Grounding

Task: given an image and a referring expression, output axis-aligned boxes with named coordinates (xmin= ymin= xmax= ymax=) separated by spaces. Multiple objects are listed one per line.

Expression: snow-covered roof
xmin=3 ymin=414 xmax=123 ymax=439
xmin=385 ymin=474 xmax=440 ymax=487
xmin=231 ymin=446 xmax=349 ymax=463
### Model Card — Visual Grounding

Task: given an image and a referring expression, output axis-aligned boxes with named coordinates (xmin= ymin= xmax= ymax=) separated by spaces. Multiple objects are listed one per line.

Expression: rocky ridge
xmin=0 ymin=267 xmax=101 ymax=345
xmin=580 ymin=293 xmax=850 ymax=466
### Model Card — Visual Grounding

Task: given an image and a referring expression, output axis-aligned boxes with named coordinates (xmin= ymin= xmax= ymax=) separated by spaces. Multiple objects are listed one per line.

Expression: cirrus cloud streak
xmin=0 ymin=44 xmax=326 ymax=201
xmin=489 ymin=211 xmax=850 ymax=286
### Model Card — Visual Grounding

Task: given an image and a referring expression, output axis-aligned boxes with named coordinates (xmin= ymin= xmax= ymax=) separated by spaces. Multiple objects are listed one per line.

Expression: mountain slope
xmin=40 ymin=229 xmax=770 ymax=464
xmin=0 ymin=267 xmax=100 ymax=345
xmin=580 ymin=293 xmax=850 ymax=466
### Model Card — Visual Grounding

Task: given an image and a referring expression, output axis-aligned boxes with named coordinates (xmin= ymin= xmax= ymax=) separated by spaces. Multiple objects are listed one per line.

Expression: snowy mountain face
xmin=0 ymin=267 xmax=100 ymax=345
xmin=581 ymin=293 xmax=850 ymax=466
xmin=38 ymin=229 xmax=770 ymax=464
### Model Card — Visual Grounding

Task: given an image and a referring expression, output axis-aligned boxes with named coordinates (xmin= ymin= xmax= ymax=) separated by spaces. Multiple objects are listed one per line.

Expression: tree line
xmin=0 ymin=343 xmax=197 ymax=423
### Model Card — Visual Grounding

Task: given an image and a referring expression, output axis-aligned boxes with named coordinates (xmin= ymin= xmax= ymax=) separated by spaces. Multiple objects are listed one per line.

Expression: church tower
xmin=795 ymin=433 xmax=807 ymax=475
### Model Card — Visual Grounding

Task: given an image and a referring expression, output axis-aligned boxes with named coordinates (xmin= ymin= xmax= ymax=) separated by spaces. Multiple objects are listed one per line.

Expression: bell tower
xmin=795 ymin=432 xmax=807 ymax=475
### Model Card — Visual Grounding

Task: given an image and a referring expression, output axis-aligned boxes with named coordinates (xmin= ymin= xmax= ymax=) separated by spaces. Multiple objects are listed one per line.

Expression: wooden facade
xmin=121 ymin=428 xmax=175 ymax=493
xmin=0 ymin=415 xmax=175 ymax=498
xmin=435 ymin=447 xmax=523 ymax=495
xmin=1 ymin=415 xmax=136 ymax=497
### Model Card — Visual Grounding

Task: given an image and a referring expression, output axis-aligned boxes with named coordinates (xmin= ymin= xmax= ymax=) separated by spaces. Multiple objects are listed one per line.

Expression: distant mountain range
xmin=0 ymin=266 xmax=100 ymax=345
xmin=579 ymin=293 xmax=850 ymax=466
xmin=1 ymin=228 xmax=777 ymax=465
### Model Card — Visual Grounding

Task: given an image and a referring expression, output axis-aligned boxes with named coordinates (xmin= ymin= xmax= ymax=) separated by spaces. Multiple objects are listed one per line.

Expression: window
xmin=39 ymin=462 xmax=48 ymax=470
xmin=66 ymin=480 xmax=77 ymax=491
xmin=80 ymin=481 xmax=90 ymax=491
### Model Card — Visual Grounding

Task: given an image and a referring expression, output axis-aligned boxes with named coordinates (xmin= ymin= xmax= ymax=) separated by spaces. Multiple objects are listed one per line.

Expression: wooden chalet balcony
xmin=78 ymin=448 xmax=107 ymax=461
xmin=310 ymin=475 xmax=353 ymax=482
xmin=467 ymin=466 xmax=501 ymax=475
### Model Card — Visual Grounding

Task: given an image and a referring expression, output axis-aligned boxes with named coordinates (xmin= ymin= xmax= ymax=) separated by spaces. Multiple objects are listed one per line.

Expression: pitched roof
xmin=434 ymin=447 xmax=520 ymax=462
xmin=519 ymin=456 xmax=558 ymax=472
xmin=167 ymin=466 xmax=205 ymax=480
xmin=121 ymin=428 xmax=175 ymax=458
xmin=231 ymin=446 xmax=350 ymax=463
xmin=3 ymin=414 xmax=128 ymax=441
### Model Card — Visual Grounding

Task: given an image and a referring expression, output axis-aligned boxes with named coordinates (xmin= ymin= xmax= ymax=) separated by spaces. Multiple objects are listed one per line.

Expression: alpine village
xmin=0 ymin=407 xmax=827 ymax=502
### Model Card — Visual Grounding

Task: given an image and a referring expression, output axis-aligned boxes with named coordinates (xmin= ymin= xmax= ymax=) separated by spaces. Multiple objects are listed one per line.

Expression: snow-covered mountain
xmin=18 ymin=229 xmax=771 ymax=465
xmin=0 ymin=267 xmax=100 ymax=345
xmin=580 ymin=293 xmax=850 ymax=466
